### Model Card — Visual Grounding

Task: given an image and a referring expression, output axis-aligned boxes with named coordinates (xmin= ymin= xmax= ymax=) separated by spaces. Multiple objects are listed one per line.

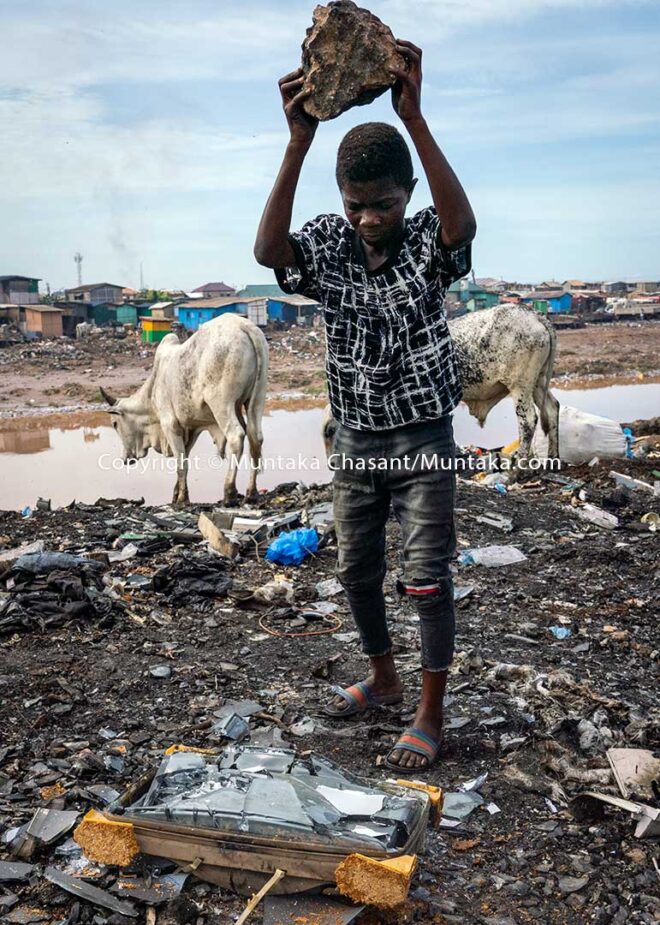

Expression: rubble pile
xmin=0 ymin=330 xmax=148 ymax=371
xmin=0 ymin=454 xmax=658 ymax=923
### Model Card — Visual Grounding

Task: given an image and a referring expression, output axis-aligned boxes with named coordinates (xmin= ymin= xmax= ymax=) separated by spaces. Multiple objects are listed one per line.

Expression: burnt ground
xmin=0 ymin=321 xmax=659 ymax=416
xmin=0 ymin=453 xmax=658 ymax=925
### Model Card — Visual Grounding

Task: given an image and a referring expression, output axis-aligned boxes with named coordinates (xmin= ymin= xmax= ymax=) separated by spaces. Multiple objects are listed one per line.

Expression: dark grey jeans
xmin=330 ymin=415 xmax=457 ymax=672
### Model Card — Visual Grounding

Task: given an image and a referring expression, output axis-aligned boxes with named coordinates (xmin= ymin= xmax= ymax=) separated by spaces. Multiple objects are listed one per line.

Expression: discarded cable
xmin=258 ymin=611 xmax=343 ymax=638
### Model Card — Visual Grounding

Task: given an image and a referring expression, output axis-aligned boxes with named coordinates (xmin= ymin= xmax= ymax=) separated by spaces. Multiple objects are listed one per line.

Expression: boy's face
xmin=340 ymin=178 xmax=414 ymax=248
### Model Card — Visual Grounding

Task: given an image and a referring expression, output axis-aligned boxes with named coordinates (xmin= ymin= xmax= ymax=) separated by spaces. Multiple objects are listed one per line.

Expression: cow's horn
xmin=100 ymin=386 xmax=118 ymax=407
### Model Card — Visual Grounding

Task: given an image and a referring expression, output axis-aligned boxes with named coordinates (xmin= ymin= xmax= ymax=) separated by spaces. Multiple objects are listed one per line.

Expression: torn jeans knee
xmin=396 ymin=576 xmax=455 ymax=672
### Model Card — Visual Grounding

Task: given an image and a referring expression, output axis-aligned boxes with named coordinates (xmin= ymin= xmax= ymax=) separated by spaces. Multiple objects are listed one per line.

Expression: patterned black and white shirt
xmin=275 ymin=206 xmax=471 ymax=431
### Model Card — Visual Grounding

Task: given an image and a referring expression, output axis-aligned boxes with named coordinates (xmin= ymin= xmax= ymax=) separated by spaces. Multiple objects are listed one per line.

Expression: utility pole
xmin=140 ymin=261 xmax=145 ymax=292
xmin=74 ymin=253 xmax=83 ymax=286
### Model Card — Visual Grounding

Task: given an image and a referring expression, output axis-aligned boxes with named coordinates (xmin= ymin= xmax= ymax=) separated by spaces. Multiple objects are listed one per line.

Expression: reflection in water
xmin=1 ymin=380 xmax=659 ymax=510
xmin=0 ymin=429 xmax=51 ymax=454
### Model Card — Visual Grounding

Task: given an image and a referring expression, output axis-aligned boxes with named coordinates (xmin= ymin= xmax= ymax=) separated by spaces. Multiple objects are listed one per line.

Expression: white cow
xmin=101 ymin=313 xmax=268 ymax=504
xmin=323 ymin=304 xmax=559 ymax=464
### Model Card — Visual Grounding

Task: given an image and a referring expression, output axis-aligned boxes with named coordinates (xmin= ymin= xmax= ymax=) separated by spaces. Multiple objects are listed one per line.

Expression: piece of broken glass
xmin=210 ymin=712 xmax=250 ymax=743
xmin=442 ymin=791 xmax=484 ymax=820
xmin=316 ymin=786 xmax=384 ymax=816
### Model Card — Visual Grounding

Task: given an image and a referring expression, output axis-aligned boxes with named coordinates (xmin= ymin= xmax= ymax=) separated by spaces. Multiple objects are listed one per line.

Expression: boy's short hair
xmin=336 ymin=122 xmax=414 ymax=190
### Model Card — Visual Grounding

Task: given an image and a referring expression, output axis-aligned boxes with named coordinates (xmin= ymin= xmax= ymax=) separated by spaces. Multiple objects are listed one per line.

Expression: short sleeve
xmin=274 ymin=213 xmax=344 ymax=300
xmin=411 ymin=206 xmax=472 ymax=288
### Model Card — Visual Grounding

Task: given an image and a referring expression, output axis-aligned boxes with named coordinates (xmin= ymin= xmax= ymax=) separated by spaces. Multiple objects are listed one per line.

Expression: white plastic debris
xmin=532 ymin=405 xmax=627 ymax=465
xmin=459 ymin=545 xmax=527 ymax=567
xmin=574 ymin=504 xmax=619 ymax=530
xmin=460 ymin=773 xmax=488 ymax=793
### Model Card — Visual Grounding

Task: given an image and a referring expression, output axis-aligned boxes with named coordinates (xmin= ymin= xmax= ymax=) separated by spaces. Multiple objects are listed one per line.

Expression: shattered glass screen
xmin=119 ymin=748 xmax=425 ymax=853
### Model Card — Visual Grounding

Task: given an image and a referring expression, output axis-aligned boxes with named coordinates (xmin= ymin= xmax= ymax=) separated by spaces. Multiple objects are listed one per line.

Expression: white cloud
xmin=381 ymin=0 xmax=649 ymax=32
xmin=0 ymin=83 xmax=289 ymax=198
xmin=0 ymin=4 xmax=302 ymax=91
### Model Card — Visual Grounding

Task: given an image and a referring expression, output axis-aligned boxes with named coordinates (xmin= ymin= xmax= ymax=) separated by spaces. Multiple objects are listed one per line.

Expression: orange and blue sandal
xmin=385 ymin=727 xmax=442 ymax=773
xmin=323 ymin=681 xmax=404 ymax=718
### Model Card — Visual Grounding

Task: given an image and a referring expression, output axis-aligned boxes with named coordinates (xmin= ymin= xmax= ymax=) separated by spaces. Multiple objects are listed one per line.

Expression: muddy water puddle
xmin=2 ymin=382 xmax=658 ymax=509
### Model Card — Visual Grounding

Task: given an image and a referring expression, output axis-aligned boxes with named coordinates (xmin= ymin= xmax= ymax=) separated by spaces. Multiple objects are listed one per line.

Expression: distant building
xmin=177 ymin=297 xmax=270 ymax=330
xmin=571 ymin=293 xmax=606 ymax=314
xmin=631 ymin=281 xmax=659 ymax=294
xmin=148 ymin=301 xmax=177 ymax=320
xmin=447 ymin=279 xmax=499 ymax=311
xmin=0 ymin=275 xmax=40 ymax=305
xmin=521 ymin=290 xmax=572 ymax=314
xmin=602 ymin=281 xmax=629 ymax=294
xmin=192 ymin=281 xmax=236 ymax=299
xmin=236 ymin=283 xmax=288 ymax=299
xmin=140 ymin=317 xmax=173 ymax=344
xmin=65 ymin=283 xmax=124 ymax=306
xmin=53 ymin=300 xmax=93 ymax=336
xmin=267 ymin=294 xmax=320 ymax=325
xmin=536 ymin=280 xmax=564 ymax=292
xmin=562 ymin=279 xmax=586 ymax=292
xmin=475 ymin=277 xmax=508 ymax=292
xmin=24 ymin=305 xmax=63 ymax=337
xmin=89 ymin=303 xmax=138 ymax=326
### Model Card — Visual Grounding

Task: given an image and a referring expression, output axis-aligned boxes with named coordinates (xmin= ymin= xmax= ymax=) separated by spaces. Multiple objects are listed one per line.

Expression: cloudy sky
xmin=2 ymin=0 xmax=658 ymax=291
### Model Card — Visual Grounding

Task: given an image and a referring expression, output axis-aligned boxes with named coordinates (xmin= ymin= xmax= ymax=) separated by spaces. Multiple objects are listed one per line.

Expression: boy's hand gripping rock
xmin=279 ymin=67 xmax=319 ymax=147
xmin=390 ymin=40 xmax=423 ymax=124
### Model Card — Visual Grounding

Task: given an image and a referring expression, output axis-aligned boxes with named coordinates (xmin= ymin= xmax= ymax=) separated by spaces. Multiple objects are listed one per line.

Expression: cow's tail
xmin=537 ymin=318 xmax=558 ymax=436
xmin=240 ymin=323 xmax=268 ymax=449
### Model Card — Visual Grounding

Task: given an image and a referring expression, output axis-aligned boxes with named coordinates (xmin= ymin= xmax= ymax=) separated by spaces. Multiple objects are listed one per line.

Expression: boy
xmin=254 ymin=40 xmax=476 ymax=772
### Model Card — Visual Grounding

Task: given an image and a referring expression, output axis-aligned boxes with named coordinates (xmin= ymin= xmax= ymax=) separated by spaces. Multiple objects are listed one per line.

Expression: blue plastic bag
xmin=549 ymin=626 xmax=572 ymax=640
xmin=264 ymin=528 xmax=319 ymax=566
xmin=623 ymin=427 xmax=634 ymax=459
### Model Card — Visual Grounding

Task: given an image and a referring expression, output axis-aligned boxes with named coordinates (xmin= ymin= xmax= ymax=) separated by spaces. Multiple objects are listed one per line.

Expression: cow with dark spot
xmin=101 ymin=313 xmax=268 ymax=504
xmin=322 ymin=304 xmax=559 ymax=466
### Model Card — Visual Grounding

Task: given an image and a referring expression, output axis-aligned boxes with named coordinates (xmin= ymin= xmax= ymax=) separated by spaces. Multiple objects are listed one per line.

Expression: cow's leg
xmin=223 ymin=413 xmax=246 ymax=503
xmin=244 ymin=339 xmax=268 ymax=501
xmin=163 ymin=428 xmax=190 ymax=505
xmin=244 ymin=404 xmax=263 ymax=501
xmin=510 ymin=390 xmax=538 ymax=476
xmin=534 ymin=382 xmax=560 ymax=460
xmin=206 ymin=403 xmax=245 ymax=504
xmin=245 ymin=435 xmax=261 ymax=500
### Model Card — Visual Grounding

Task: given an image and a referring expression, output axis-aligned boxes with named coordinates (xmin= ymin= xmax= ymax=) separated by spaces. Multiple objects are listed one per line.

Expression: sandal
xmin=323 ymin=681 xmax=404 ymax=718
xmin=384 ymin=727 xmax=442 ymax=774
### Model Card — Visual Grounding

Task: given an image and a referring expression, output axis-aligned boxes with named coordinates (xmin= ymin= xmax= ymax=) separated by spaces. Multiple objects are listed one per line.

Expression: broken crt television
xmin=118 ymin=747 xmax=427 ymax=854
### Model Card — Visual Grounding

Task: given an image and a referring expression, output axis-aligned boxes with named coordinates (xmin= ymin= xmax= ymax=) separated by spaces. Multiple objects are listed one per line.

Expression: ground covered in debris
xmin=0 ymin=451 xmax=658 ymax=924
xmin=1 ymin=322 xmax=659 ymax=416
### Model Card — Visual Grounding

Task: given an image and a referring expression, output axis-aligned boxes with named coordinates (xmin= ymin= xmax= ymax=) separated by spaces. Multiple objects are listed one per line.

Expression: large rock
xmin=301 ymin=1 xmax=405 ymax=121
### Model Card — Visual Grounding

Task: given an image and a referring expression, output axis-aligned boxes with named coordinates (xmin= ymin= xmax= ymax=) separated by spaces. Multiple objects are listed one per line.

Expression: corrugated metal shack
xmin=267 ymin=294 xmax=320 ymax=325
xmin=89 ymin=303 xmax=138 ymax=326
xmin=24 ymin=305 xmax=63 ymax=337
xmin=177 ymin=297 xmax=268 ymax=331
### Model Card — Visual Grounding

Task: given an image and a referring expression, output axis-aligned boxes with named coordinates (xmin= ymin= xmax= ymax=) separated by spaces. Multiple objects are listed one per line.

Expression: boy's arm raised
xmin=254 ymin=69 xmax=318 ymax=268
xmin=391 ymin=41 xmax=476 ymax=251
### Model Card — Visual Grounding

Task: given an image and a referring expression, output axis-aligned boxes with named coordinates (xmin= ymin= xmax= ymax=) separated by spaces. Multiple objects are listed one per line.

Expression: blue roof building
xmin=176 ymin=297 xmax=245 ymax=332
xmin=267 ymin=294 xmax=319 ymax=325
xmin=521 ymin=290 xmax=572 ymax=314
